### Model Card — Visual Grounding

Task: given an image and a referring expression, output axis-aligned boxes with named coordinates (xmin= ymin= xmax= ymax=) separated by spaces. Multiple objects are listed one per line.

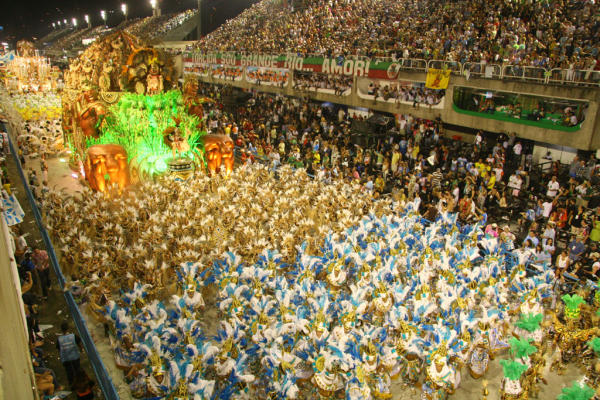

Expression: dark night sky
xmin=0 ymin=0 xmax=258 ymax=45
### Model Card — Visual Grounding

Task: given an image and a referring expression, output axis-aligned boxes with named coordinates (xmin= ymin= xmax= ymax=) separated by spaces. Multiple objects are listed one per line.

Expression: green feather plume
xmin=509 ymin=337 xmax=537 ymax=359
xmin=557 ymin=381 xmax=595 ymax=400
xmin=499 ymin=359 xmax=528 ymax=381
xmin=515 ymin=313 xmax=543 ymax=333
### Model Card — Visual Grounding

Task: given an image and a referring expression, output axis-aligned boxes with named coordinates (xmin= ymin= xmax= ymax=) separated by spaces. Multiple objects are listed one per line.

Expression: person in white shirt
xmin=508 ymin=173 xmax=522 ymax=197
xmin=542 ymin=198 xmax=554 ymax=219
xmin=513 ymin=141 xmax=522 ymax=156
xmin=546 ymin=175 xmax=560 ymax=198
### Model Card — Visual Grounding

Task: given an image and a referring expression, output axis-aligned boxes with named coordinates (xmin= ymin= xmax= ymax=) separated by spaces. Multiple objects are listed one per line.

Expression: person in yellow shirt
xmin=487 ymin=173 xmax=496 ymax=190
xmin=313 ymin=151 xmax=321 ymax=165
xmin=375 ymin=175 xmax=385 ymax=193
xmin=391 ymin=147 xmax=401 ymax=173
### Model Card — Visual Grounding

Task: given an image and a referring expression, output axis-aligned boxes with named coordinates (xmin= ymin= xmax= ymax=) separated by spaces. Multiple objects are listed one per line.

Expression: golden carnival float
xmin=4 ymin=40 xmax=58 ymax=93
xmin=62 ymin=31 xmax=233 ymax=194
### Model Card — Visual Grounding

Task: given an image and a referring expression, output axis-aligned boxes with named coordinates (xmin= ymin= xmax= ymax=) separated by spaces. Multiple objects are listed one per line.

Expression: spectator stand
xmin=356 ymin=78 xmax=445 ymax=109
xmin=246 ymin=66 xmax=289 ymax=88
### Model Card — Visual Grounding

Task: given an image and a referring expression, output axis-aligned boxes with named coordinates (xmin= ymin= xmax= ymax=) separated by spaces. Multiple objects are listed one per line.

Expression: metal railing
xmin=462 ymin=62 xmax=502 ymax=79
xmin=427 ymin=60 xmax=461 ymax=75
xmin=186 ymin=50 xmax=600 ymax=87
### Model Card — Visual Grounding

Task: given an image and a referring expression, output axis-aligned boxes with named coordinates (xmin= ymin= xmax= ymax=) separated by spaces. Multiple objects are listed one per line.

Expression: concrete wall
xmin=193 ymin=69 xmax=600 ymax=150
xmin=0 ymin=217 xmax=39 ymax=400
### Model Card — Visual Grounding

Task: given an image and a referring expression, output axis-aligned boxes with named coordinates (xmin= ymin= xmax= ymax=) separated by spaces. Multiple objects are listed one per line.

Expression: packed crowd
xmin=195 ymin=0 xmax=600 ymax=71
xmin=45 ymin=27 xmax=92 ymax=53
xmin=197 ymin=84 xmax=600 ymax=284
xmin=4 ymin=91 xmax=65 ymax=161
xmin=2 ymin=73 xmax=598 ymax=398
xmin=246 ymin=67 xmax=289 ymax=87
xmin=149 ymin=9 xmax=197 ymax=39
xmin=125 ymin=15 xmax=172 ymax=39
xmin=293 ymin=71 xmax=352 ymax=95
xmin=211 ymin=65 xmax=243 ymax=80
xmin=363 ymin=81 xmax=444 ymax=106
xmin=37 ymin=93 xmax=600 ymax=399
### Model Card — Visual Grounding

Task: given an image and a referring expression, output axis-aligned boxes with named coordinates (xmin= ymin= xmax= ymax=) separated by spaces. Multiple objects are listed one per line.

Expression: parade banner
xmin=183 ymin=52 xmax=402 ymax=80
xmin=425 ymin=68 xmax=451 ymax=89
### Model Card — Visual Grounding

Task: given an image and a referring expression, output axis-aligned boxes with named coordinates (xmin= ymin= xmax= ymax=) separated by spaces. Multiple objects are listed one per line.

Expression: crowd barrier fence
xmin=6 ymin=133 xmax=120 ymax=400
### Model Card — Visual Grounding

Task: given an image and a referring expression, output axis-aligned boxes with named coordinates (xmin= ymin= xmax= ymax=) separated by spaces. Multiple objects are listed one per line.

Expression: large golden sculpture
xmin=63 ymin=31 xmax=176 ymax=94
xmin=84 ymin=144 xmax=130 ymax=193
xmin=203 ymin=135 xmax=234 ymax=175
xmin=62 ymin=31 xmax=178 ymax=180
xmin=76 ymin=88 xmax=107 ymax=138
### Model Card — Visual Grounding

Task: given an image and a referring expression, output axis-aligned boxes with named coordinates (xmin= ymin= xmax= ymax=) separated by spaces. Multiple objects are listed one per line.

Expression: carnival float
xmin=62 ymin=31 xmax=233 ymax=194
xmin=5 ymin=39 xmax=64 ymax=157
xmin=4 ymin=40 xmax=58 ymax=93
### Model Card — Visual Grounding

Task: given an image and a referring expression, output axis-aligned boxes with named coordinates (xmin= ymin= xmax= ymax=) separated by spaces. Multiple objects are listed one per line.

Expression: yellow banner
xmin=425 ymin=68 xmax=451 ymax=89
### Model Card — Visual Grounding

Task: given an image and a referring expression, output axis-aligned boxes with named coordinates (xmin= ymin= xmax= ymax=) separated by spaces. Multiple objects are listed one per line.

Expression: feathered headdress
xmin=499 ymin=359 xmax=528 ymax=381
xmin=587 ymin=337 xmax=600 ymax=357
xmin=562 ymin=294 xmax=586 ymax=319
xmin=557 ymin=381 xmax=595 ymax=400
xmin=509 ymin=337 xmax=537 ymax=359
xmin=515 ymin=313 xmax=543 ymax=333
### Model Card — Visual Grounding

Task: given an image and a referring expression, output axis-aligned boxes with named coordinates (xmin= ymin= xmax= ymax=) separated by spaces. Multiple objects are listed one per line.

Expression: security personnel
xmin=57 ymin=321 xmax=82 ymax=385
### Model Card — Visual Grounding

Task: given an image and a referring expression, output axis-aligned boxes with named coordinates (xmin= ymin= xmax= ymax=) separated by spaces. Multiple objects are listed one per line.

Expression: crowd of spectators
xmin=364 ymin=81 xmax=445 ymax=106
xmin=293 ymin=71 xmax=352 ymax=94
xmin=211 ymin=65 xmax=243 ymax=80
xmin=197 ymin=82 xmax=600 ymax=286
xmin=150 ymin=9 xmax=197 ymax=39
xmin=195 ymin=0 xmax=600 ymax=72
xmin=45 ymin=27 xmax=93 ymax=53
xmin=125 ymin=15 xmax=171 ymax=39
xmin=246 ymin=67 xmax=289 ymax=87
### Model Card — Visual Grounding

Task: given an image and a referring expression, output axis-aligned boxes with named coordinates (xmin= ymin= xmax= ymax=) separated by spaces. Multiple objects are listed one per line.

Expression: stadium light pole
xmin=150 ymin=0 xmax=161 ymax=17
xmin=122 ymin=4 xmax=128 ymax=21
xmin=101 ymin=10 xmax=107 ymax=26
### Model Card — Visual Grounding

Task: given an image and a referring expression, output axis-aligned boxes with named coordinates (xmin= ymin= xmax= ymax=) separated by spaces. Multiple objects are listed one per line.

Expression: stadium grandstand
xmin=37 ymin=9 xmax=199 ymax=58
xmin=194 ymin=0 xmax=599 ymax=71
